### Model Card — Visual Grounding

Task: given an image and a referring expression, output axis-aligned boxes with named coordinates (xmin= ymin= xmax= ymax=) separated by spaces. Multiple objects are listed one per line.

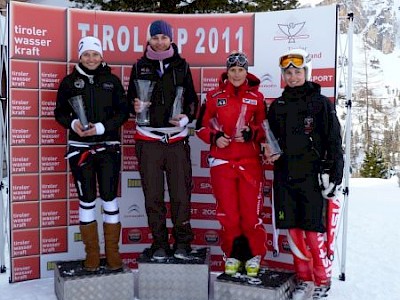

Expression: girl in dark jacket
xmin=266 ymin=49 xmax=344 ymax=300
xmin=127 ymin=20 xmax=198 ymax=260
xmin=55 ymin=36 xmax=129 ymax=271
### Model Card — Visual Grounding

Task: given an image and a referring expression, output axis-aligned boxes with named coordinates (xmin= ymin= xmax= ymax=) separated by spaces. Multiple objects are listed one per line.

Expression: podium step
xmin=138 ymin=247 xmax=210 ymax=300
xmin=54 ymin=259 xmax=134 ymax=300
xmin=214 ymin=268 xmax=295 ymax=300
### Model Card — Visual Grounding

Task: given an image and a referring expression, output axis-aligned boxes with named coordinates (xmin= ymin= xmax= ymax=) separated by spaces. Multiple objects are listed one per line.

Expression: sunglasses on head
xmin=227 ymin=53 xmax=248 ymax=67
xmin=279 ymin=54 xmax=309 ymax=69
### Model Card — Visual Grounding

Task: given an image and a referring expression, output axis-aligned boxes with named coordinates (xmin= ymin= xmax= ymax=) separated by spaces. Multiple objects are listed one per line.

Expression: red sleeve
xmin=195 ymin=94 xmax=218 ymax=144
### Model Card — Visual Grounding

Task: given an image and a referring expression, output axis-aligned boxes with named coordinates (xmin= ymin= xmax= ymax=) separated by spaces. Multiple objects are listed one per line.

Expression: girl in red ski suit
xmin=196 ymin=53 xmax=267 ymax=267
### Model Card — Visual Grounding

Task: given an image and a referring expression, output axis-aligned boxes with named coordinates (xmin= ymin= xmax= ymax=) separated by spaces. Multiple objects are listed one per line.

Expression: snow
xmin=1 ymin=176 xmax=400 ymax=299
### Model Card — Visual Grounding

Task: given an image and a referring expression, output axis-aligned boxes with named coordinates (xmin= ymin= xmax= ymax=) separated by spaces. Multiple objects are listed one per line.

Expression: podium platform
xmin=214 ymin=268 xmax=295 ymax=300
xmin=138 ymin=247 xmax=210 ymax=300
xmin=54 ymin=259 xmax=134 ymax=300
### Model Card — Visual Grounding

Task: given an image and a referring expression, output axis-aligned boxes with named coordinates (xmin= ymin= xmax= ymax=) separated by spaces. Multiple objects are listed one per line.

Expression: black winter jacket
xmin=267 ymin=82 xmax=344 ymax=184
xmin=55 ymin=63 xmax=129 ymax=144
xmin=126 ymin=43 xmax=198 ymax=128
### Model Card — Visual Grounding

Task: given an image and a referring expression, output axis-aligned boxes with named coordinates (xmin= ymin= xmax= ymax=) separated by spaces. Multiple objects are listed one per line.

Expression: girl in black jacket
xmin=55 ymin=36 xmax=129 ymax=272
xmin=266 ymin=49 xmax=344 ymax=300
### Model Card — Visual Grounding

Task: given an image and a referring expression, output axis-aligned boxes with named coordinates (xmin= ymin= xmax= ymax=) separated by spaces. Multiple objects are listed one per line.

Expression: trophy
xmin=68 ymin=95 xmax=89 ymax=131
xmin=170 ymin=86 xmax=184 ymax=121
xmin=261 ymin=119 xmax=282 ymax=157
xmin=134 ymin=79 xmax=156 ymax=126
xmin=233 ymin=104 xmax=247 ymax=138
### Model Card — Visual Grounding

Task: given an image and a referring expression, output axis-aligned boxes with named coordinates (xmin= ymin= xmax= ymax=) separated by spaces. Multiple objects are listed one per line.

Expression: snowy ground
xmin=1 ymin=176 xmax=400 ymax=299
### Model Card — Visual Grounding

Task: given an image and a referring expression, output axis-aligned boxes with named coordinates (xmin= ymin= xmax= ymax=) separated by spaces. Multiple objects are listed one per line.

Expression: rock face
xmin=319 ymin=0 xmax=397 ymax=53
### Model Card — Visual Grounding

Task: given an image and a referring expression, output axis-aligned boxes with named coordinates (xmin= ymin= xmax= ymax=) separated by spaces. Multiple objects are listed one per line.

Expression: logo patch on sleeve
xmin=217 ymin=98 xmax=227 ymax=106
xmin=242 ymin=98 xmax=257 ymax=105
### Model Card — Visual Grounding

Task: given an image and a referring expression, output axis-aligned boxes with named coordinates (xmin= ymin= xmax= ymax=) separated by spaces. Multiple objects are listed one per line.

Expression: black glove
xmin=241 ymin=127 xmax=253 ymax=142
xmin=318 ymin=160 xmax=343 ymax=199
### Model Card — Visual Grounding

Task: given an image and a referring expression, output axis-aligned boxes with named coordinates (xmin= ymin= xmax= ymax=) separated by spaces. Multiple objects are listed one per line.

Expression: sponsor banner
xmin=40 ymin=90 xmax=57 ymax=117
xmin=67 ymin=10 xmax=254 ymax=66
xmin=12 ymin=175 xmax=39 ymax=202
xmin=11 ymin=146 xmax=39 ymax=174
xmin=11 ymin=89 xmax=39 ymax=117
xmin=12 ymin=256 xmax=40 ymax=282
xmin=10 ymin=2 xmax=67 ymax=60
xmin=192 ymin=176 xmax=213 ymax=194
xmin=40 ymin=62 xmax=67 ymax=90
xmin=11 ymin=118 xmax=39 ymax=146
xmin=10 ymin=60 xmax=39 ymax=88
xmin=122 ymin=145 xmax=138 ymax=171
xmin=68 ymin=199 xmax=79 ymax=226
xmin=122 ymin=227 xmax=152 ymax=245
xmin=122 ymin=120 xmax=136 ymax=145
xmin=193 ymin=228 xmax=221 ymax=247
xmin=41 ymin=200 xmax=68 ymax=227
xmin=121 ymin=66 xmax=133 ymax=91
xmin=12 ymin=229 xmax=40 ymax=257
xmin=8 ymin=2 xmax=337 ymax=281
xmin=40 ymin=118 xmax=67 ymax=145
xmin=40 ymin=146 xmax=67 ymax=173
xmin=68 ymin=174 xmax=78 ymax=199
xmin=12 ymin=202 xmax=39 ymax=230
xmin=41 ymin=227 xmax=68 ymax=254
xmin=202 ymin=68 xmax=224 ymax=93
xmin=40 ymin=173 xmax=67 ymax=201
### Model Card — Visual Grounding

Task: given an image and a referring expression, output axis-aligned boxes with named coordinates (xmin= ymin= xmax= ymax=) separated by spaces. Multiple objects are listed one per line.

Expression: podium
xmin=138 ymin=247 xmax=210 ymax=300
xmin=54 ymin=259 xmax=134 ymax=300
xmin=214 ymin=268 xmax=295 ymax=300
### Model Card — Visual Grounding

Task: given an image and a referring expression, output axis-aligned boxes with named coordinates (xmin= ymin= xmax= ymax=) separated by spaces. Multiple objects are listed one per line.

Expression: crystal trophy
xmin=233 ymin=104 xmax=247 ymax=138
xmin=209 ymin=117 xmax=222 ymax=131
xmin=170 ymin=86 xmax=184 ymax=121
xmin=68 ymin=95 xmax=89 ymax=131
xmin=134 ymin=79 xmax=156 ymax=126
xmin=261 ymin=119 xmax=282 ymax=157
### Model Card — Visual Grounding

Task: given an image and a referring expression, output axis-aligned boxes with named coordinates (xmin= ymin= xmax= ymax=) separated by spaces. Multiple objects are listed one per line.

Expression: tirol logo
xmin=127 ymin=229 xmax=142 ymax=243
xmin=274 ymin=21 xmax=310 ymax=43
xmin=204 ymin=230 xmax=219 ymax=245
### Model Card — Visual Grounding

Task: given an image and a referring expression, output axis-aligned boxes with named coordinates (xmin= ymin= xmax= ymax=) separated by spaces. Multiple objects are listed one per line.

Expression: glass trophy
xmin=134 ymin=79 xmax=156 ymax=126
xmin=261 ymin=119 xmax=283 ymax=157
xmin=170 ymin=86 xmax=184 ymax=121
xmin=68 ymin=95 xmax=89 ymax=131
xmin=233 ymin=104 xmax=247 ymax=138
xmin=209 ymin=117 xmax=223 ymax=131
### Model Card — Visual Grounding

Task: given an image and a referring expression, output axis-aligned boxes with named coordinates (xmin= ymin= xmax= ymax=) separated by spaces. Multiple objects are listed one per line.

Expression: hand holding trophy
xmin=134 ymin=79 xmax=156 ymax=126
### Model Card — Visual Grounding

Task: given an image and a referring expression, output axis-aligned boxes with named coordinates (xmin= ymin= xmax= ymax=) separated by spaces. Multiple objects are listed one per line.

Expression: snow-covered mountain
xmin=313 ymin=0 xmax=400 ymax=174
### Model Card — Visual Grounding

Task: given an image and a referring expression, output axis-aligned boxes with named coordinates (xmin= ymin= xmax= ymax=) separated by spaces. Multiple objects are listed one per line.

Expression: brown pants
xmin=135 ymin=138 xmax=194 ymax=251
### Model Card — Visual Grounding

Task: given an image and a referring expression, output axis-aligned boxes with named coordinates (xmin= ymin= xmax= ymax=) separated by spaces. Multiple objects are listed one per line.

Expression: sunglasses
xmin=279 ymin=54 xmax=309 ymax=69
xmin=227 ymin=53 xmax=248 ymax=67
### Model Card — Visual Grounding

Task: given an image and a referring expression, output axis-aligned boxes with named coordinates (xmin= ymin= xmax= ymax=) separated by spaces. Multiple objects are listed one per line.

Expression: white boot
xmin=312 ymin=285 xmax=330 ymax=299
xmin=292 ymin=281 xmax=314 ymax=300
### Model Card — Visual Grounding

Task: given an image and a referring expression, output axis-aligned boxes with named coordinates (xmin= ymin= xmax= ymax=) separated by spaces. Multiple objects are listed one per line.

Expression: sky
xmin=1 ymin=176 xmax=400 ymax=299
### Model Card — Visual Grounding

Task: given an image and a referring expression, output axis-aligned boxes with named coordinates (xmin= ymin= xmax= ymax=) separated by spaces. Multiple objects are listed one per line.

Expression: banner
xmin=8 ymin=2 xmax=337 ymax=282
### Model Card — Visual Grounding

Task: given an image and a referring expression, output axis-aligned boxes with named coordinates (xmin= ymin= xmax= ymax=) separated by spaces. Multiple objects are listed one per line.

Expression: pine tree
xmin=360 ymin=143 xmax=388 ymax=178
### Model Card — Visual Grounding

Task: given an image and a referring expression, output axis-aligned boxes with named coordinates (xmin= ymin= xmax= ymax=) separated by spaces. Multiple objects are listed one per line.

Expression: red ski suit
xmin=196 ymin=72 xmax=267 ymax=258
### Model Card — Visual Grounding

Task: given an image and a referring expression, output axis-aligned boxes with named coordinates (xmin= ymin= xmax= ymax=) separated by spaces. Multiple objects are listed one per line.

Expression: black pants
xmin=135 ymin=138 xmax=194 ymax=250
xmin=273 ymin=173 xmax=326 ymax=233
xmin=68 ymin=145 xmax=121 ymax=202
